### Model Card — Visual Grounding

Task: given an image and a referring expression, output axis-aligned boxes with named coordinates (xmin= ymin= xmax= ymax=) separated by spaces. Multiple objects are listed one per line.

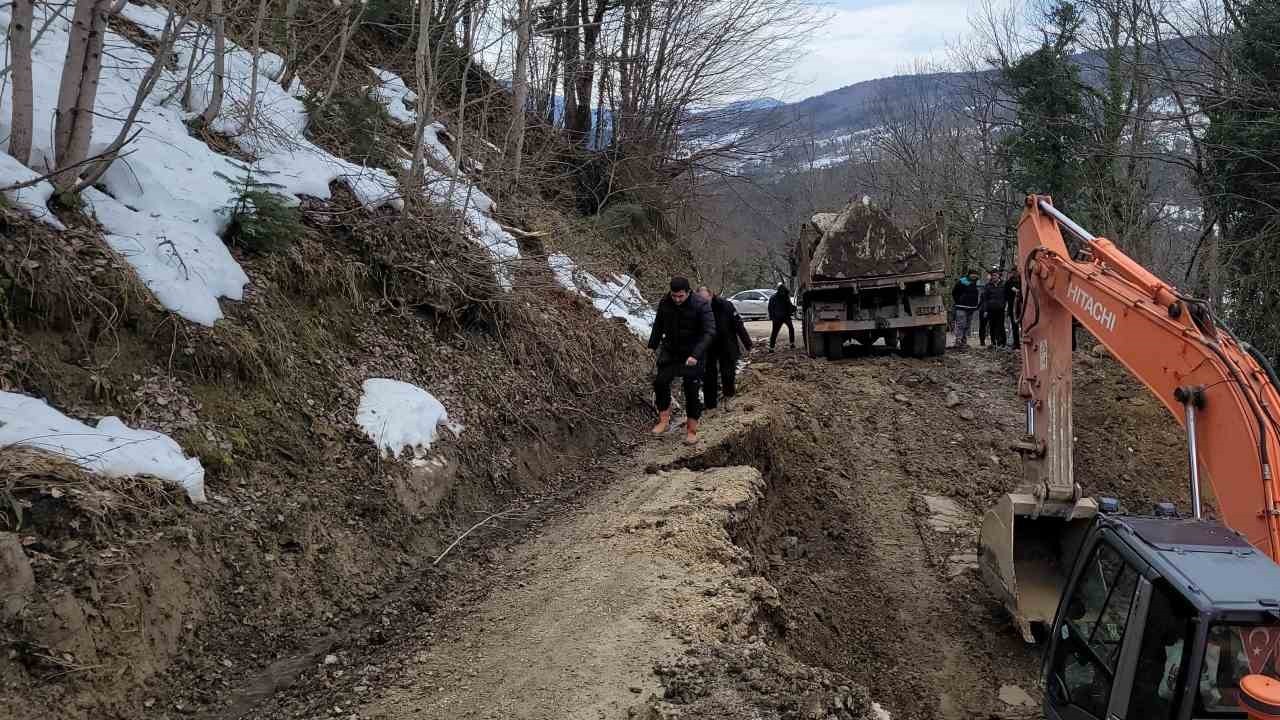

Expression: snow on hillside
xmin=356 ymin=379 xmax=463 ymax=458
xmin=364 ymin=68 xmax=519 ymax=287
xmin=549 ymin=253 xmax=655 ymax=339
xmin=0 ymin=4 xmax=411 ymax=326
xmin=0 ymin=392 xmax=206 ymax=502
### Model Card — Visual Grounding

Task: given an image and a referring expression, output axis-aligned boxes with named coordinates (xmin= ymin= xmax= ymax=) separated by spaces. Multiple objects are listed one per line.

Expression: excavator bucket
xmin=980 ymin=492 xmax=1097 ymax=643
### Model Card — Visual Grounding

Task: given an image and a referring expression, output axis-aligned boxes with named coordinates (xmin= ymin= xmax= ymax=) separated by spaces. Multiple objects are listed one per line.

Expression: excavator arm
xmin=1017 ymin=195 xmax=1280 ymax=556
xmin=981 ymin=194 xmax=1280 ymax=642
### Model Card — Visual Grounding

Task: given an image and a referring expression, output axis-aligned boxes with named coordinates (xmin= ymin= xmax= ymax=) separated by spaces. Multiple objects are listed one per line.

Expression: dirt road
xmin=230 ymin=341 xmax=1185 ymax=720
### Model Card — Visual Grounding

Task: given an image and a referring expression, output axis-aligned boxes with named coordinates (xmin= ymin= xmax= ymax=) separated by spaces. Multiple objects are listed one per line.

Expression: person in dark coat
xmin=980 ymin=267 xmax=1009 ymax=348
xmin=647 ymin=276 xmax=716 ymax=444
xmin=1005 ymin=268 xmax=1022 ymax=348
xmin=697 ymin=287 xmax=753 ymax=411
xmin=767 ymin=283 xmax=796 ymax=350
xmin=951 ymin=269 xmax=981 ymax=347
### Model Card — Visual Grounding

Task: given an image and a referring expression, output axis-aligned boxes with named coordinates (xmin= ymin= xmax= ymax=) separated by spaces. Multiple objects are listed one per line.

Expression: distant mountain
xmin=687 ymin=37 xmax=1209 ymax=175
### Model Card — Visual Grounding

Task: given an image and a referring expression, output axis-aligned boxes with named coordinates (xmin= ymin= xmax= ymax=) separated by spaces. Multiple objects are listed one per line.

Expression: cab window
xmin=1048 ymin=541 xmax=1141 ymax=718
xmin=1197 ymin=622 xmax=1280 ymax=715
xmin=1127 ymin=579 xmax=1194 ymax=720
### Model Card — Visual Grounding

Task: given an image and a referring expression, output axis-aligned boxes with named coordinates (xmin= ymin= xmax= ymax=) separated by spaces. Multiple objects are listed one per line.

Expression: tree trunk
xmin=243 ymin=0 xmax=270 ymax=130
xmin=8 ymin=0 xmax=35 ymax=165
xmin=320 ymin=1 xmax=368 ymax=113
xmin=199 ymin=0 xmax=226 ymax=125
xmin=561 ymin=1 xmax=579 ymax=134
xmin=53 ymin=0 xmax=111 ymax=191
xmin=508 ymin=0 xmax=532 ymax=178
xmin=408 ymin=0 xmax=437 ymax=184
xmin=277 ymin=0 xmax=302 ymax=91
xmin=76 ymin=6 xmax=190 ymax=191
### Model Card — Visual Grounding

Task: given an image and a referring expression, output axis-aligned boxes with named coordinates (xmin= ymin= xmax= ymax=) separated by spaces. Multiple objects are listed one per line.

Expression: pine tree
xmin=216 ymin=166 xmax=304 ymax=255
xmin=1204 ymin=0 xmax=1280 ymax=361
xmin=1000 ymin=2 xmax=1092 ymax=220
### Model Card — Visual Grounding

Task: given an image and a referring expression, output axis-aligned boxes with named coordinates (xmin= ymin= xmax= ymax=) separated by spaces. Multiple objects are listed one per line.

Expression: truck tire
xmin=804 ymin=308 xmax=820 ymax=358
xmin=903 ymin=329 xmax=928 ymax=358
xmin=927 ymin=326 xmax=946 ymax=357
xmin=882 ymin=332 xmax=899 ymax=350
xmin=824 ymin=333 xmax=843 ymax=360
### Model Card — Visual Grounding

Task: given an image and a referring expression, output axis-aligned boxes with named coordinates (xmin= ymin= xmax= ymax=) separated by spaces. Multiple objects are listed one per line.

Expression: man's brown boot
xmin=651 ymin=409 xmax=672 ymax=435
xmin=684 ymin=418 xmax=700 ymax=445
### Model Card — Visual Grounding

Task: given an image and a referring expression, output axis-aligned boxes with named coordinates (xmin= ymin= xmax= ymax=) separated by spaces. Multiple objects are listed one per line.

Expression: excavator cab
xmin=1045 ymin=511 xmax=1280 ymax=720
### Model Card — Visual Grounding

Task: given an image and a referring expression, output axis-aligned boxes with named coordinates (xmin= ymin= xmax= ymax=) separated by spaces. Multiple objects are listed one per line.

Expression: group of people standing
xmin=951 ymin=266 xmax=1022 ymax=349
xmin=646 ymin=277 xmax=781 ymax=446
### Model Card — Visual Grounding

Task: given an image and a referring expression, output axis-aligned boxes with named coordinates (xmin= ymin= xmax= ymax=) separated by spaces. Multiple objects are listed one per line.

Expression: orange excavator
xmin=979 ymin=195 xmax=1280 ymax=720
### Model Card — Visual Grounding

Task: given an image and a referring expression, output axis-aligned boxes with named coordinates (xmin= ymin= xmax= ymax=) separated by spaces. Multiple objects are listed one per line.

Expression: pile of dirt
xmin=724 ymin=341 xmax=1190 ymax=720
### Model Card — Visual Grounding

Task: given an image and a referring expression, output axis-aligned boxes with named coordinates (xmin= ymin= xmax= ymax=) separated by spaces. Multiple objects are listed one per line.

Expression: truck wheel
xmin=804 ymin=309 xmax=820 ymax=358
xmin=927 ymin=326 xmax=946 ymax=357
xmin=824 ymin=334 xmax=843 ymax=360
xmin=882 ymin=332 xmax=899 ymax=350
xmin=903 ymin=329 xmax=928 ymax=358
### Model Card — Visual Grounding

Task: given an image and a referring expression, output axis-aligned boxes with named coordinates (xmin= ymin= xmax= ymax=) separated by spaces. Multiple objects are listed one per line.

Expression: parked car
xmin=728 ymin=289 xmax=773 ymax=319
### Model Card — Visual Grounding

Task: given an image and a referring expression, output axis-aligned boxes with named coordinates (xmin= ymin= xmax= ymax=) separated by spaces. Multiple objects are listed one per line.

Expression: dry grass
xmin=0 ymin=447 xmax=179 ymax=534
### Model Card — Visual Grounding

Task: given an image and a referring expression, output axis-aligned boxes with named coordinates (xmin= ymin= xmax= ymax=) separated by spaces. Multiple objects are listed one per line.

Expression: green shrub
xmin=302 ymin=90 xmax=399 ymax=170
xmin=216 ymin=166 xmax=303 ymax=255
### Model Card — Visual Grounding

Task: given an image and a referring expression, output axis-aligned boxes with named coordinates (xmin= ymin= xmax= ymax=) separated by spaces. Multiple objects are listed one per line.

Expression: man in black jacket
xmin=951 ymin=269 xmax=981 ymax=347
xmin=1005 ymin=268 xmax=1022 ymax=348
xmin=767 ymin=284 xmax=796 ymax=350
xmin=647 ymin=277 xmax=716 ymax=444
xmin=697 ymin=287 xmax=753 ymax=412
xmin=980 ymin=267 xmax=1008 ymax=348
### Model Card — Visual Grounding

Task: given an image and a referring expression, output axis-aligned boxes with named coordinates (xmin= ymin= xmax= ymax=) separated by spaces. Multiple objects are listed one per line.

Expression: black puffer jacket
xmin=768 ymin=288 xmax=795 ymax=321
xmin=981 ymin=282 xmax=1009 ymax=312
xmin=648 ymin=293 xmax=716 ymax=361
xmin=951 ymin=278 xmax=980 ymax=309
xmin=709 ymin=295 xmax=753 ymax=359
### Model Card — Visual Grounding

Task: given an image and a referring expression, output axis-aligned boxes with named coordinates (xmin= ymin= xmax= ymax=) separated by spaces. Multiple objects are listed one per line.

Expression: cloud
xmin=783 ymin=0 xmax=981 ymax=99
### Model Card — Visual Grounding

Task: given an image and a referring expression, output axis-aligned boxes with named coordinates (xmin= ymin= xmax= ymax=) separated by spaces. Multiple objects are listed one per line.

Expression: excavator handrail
xmin=1016 ymin=194 xmax=1280 ymax=561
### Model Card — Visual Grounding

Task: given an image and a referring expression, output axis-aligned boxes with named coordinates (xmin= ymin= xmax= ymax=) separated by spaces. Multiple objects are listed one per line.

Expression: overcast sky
xmin=783 ymin=0 xmax=988 ymax=101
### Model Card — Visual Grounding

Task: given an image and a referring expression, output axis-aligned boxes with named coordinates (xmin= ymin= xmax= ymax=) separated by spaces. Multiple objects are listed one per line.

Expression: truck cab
xmin=1045 ymin=512 xmax=1280 ymax=720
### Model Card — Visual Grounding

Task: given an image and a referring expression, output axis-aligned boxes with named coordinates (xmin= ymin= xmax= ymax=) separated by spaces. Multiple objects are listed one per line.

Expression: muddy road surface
xmin=210 ymin=342 xmax=1186 ymax=720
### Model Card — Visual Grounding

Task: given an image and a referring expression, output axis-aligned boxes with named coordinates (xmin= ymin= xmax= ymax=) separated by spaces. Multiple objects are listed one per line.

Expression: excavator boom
xmin=980 ymin=195 xmax=1280 ymax=643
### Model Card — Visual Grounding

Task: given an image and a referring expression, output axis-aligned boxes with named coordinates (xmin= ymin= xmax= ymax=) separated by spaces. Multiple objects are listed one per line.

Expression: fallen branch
xmin=433 ymin=509 xmax=511 ymax=566
xmin=498 ymin=223 xmax=548 ymax=239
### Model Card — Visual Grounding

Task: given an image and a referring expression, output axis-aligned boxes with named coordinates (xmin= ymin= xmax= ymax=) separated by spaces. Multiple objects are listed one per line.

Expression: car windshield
xmin=1197 ymin=623 xmax=1280 ymax=714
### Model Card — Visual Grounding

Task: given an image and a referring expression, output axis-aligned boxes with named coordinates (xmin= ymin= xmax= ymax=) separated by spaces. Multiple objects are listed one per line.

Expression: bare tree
xmin=199 ymin=0 xmax=226 ymax=125
xmin=408 ymin=0 xmax=438 ymax=183
xmin=53 ymin=0 xmax=112 ymax=191
xmin=8 ymin=0 xmax=35 ymax=165
xmin=508 ymin=0 xmax=534 ymax=178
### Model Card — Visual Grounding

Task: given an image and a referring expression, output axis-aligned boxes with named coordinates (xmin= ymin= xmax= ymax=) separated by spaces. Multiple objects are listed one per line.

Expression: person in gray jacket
xmin=647 ymin=277 xmax=715 ymax=444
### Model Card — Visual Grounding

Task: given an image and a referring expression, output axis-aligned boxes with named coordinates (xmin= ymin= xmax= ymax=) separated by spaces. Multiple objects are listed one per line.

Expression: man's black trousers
xmin=654 ymin=358 xmax=703 ymax=420
xmin=703 ymin=350 xmax=736 ymax=409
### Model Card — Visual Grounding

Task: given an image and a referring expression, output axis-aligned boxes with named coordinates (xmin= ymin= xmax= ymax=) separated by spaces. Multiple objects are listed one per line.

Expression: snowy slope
xmin=365 ymin=68 xmax=520 ymax=287
xmin=0 ymin=392 xmax=206 ymax=502
xmin=0 ymin=4 xmax=412 ymax=326
xmin=549 ymin=253 xmax=655 ymax=339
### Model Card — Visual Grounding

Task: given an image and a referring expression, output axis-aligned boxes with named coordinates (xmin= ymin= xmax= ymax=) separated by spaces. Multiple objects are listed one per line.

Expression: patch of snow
xmin=0 ymin=153 xmax=62 ymax=229
xmin=0 ymin=3 xmax=407 ymax=325
xmin=369 ymin=67 xmax=418 ymax=126
xmin=0 ymin=392 xmax=206 ymax=502
xmin=548 ymin=253 xmax=655 ymax=339
xmin=356 ymin=379 xmax=462 ymax=458
xmin=872 ymin=702 xmax=892 ymax=720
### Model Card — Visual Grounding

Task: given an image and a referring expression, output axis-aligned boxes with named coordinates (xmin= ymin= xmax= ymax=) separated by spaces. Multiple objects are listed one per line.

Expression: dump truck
xmin=794 ymin=198 xmax=948 ymax=359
